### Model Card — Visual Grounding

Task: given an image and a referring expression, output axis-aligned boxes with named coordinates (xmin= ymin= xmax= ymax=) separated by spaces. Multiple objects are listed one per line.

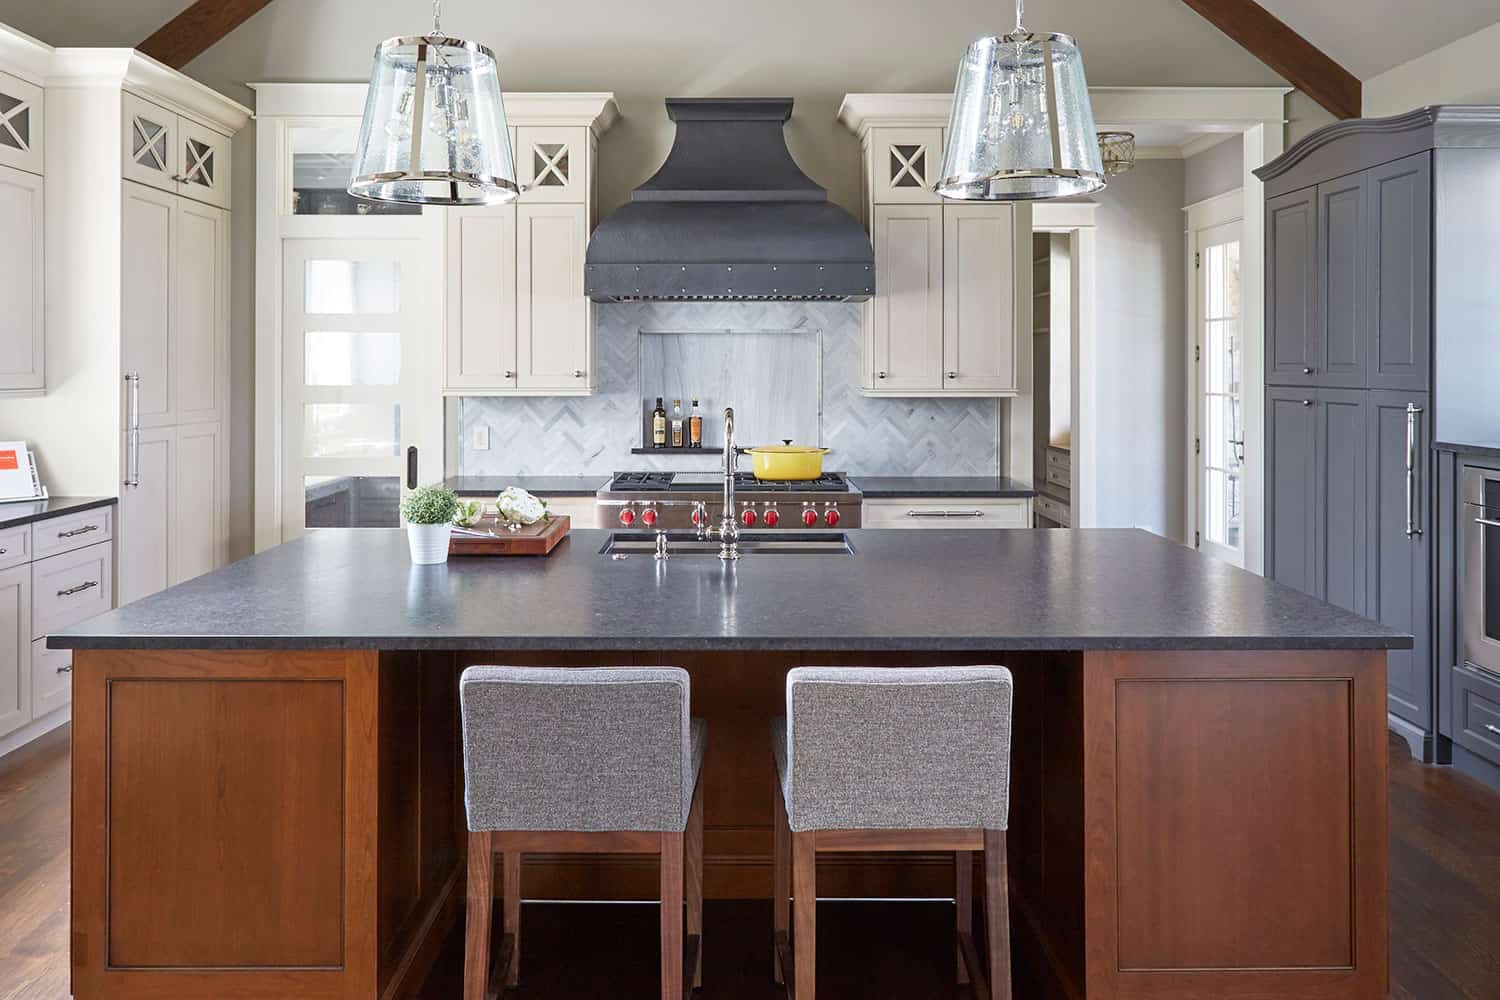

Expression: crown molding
xmin=0 ymin=23 xmax=53 ymax=84
xmin=251 ymin=82 xmax=619 ymax=135
xmin=1179 ymin=131 xmax=1239 ymax=158
xmin=49 ymin=48 xmax=251 ymax=134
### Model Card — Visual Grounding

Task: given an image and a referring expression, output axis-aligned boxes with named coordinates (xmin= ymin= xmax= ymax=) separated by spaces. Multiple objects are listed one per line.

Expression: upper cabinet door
xmin=122 ymin=92 xmax=177 ymax=193
xmin=869 ymin=204 xmax=943 ymax=391
xmin=1265 ymin=187 xmax=1318 ymax=386
xmin=0 ymin=71 xmax=43 ymax=176
xmin=942 ymin=204 xmax=1017 ymax=393
xmin=177 ymin=116 xmax=232 ymax=209
xmin=516 ymin=126 xmax=587 ymax=204
xmin=121 ymin=182 xmax=176 ymax=428
xmin=174 ymin=199 xmax=228 ymax=424
xmin=0 ymin=165 xmax=44 ymax=393
xmin=444 ymin=205 xmax=519 ymax=392
xmin=1316 ymin=176 xmax=1367 ymax=387
xmin=515 ymin=203 xmax=590 ymax=390
xmin=869 ymin=127 xmax=943 ymax=204
xmin=1367 ymin=153 xmax=1432 ymax=393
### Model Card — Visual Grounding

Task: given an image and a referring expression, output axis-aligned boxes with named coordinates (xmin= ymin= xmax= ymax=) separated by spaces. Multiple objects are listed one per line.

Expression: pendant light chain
xmin=1014 ymin=0 xmax=1025 ymax=35
xmin=431 ymin=0 xmax=444 ymax=38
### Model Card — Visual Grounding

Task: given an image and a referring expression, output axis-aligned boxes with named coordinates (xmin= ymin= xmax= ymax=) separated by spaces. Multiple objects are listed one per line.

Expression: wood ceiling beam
xmin=1181 ymin=0 xmax=1361 ymax=119
xmin=139 ymin=0 xmax=275 ymax=69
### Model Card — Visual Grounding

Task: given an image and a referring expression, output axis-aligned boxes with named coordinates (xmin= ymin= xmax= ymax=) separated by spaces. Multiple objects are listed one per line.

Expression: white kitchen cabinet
xmin=0 ymin=69 xmax=42 ymax=175
xmin=842 ymin=97 xmax=1030 ymax=399
xmin=439 ymin=95 xmax=615 ymax=396
xmin=122 ymin=91 xmax=231 ymax=208
xmin=122 ymin=181 xmax=176 ymax=426
xmin=172 ymin=420 xmax=225 ymax=584
xmin=31 ymin=540 xmax=112 ymax=639
xmin=0 ymin=163 xmax=43 ymax=393
xmin=30 ymin=639 xmax=71 ymax=719
xmin=0 ymin=562 xmax=30 ymax=740
xmin=517 ymin=203 xmax=591 ymax=391
xmin=118 ymin=425 xmax=173 ymax=606
xmin=174 ymin=197 xmax=229 ymax=423
xmin=943 ymin=204 xmax=1018 ymax=393
xmin=863 ymin=497 xmax=1032 ymax=529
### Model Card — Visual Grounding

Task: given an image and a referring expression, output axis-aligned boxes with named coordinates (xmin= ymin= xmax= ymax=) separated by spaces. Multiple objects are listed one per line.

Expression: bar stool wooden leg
xmin=502 ymin=851 xmax=522 ymax=988
xmin=661 ymin=830 xmax=685 ymax=1000
xmin=464 ymin=831 xmax=494 ymax=1000
xmin=792 ymin=830 xmax=817 ymax=1000
xmin=772 ymin=773 xmax=791 ymax=986
xmin=984 ymin=829 xmax=1011 ymax=1000
xmin=956 ymin=850 xmax=973 ymax=985
xmin=686 ymin=777 xmax=705 ymax=989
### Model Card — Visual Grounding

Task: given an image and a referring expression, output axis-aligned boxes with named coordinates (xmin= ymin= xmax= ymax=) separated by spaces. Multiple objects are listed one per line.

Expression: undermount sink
xmin=598 ymin=531 xmax=854 ymax=556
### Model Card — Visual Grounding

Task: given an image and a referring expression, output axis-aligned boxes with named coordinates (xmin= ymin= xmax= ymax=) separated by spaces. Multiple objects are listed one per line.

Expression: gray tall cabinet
xmin=1257 ymin=108 xmax=1500 ymax=762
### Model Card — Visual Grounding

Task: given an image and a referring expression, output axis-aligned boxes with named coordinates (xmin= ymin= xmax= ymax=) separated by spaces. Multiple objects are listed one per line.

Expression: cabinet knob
xmin=1302 ymin=399 xmax=1314 ymax=406
xmin=876 ymin=371 xmax=887 ymax=380
xmin=946 ymin=371 xmax=958 ymax=380
xmin=573 ymin=369 xmax=585 ymax=378
xmin=1302 ymin=367 xmax=1315 ymax=375
xmin=57 ymin=665 xmax=73 ymax=674
xmin=503 ymin=370 xmax=515 ymax=379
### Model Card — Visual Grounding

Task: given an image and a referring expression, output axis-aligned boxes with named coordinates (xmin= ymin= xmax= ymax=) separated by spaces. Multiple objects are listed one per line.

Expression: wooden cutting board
xmin=449 ymin=515 xmax=570 ymax=556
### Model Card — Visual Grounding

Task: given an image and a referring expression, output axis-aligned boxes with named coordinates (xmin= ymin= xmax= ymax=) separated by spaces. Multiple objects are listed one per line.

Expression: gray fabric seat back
xmin=783 ymin=666 xmax=1013 ymax=832
xmin=460 ymin=666 xmax=696 ymax=833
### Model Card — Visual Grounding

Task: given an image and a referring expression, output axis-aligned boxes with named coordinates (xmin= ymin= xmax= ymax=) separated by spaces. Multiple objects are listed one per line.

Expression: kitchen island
xmin=53 ymin=527 xmax=1405 ymax=999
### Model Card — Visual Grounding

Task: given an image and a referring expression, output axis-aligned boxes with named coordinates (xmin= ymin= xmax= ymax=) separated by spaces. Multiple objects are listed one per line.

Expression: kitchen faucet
xmin=698 ymin=406 xmax=740 ymax=560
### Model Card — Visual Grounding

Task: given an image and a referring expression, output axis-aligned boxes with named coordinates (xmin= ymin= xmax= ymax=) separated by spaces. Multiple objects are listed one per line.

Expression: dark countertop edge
xmin=1436 ymin=441 xmax=1500 ymax=461
xmin=0 ymin=496 xmax=117 ymax=531
xmin=50 ymin=634 xmax=1413 ymax=652
xmin=851 ymin=478 xmax=1038 ymax=499
xmin=444 ymin=477 xmax=610 ymax=497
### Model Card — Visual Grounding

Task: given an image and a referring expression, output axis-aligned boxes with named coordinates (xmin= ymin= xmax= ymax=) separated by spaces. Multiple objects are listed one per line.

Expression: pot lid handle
xmin=782 ymin=439 xmax=793 ymax=445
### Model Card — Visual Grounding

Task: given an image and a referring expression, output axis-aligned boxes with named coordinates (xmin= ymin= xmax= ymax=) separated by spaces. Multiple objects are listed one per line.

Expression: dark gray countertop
xmin=51 ymin=527 xmax=1408 ymax=653
xmin=851 ymin=477 xmax=1036 ymax=498
xmin=0 ymin=496 xmax=116 ymax=531
xmin=445 ymin=476 xmax=609 ymax=497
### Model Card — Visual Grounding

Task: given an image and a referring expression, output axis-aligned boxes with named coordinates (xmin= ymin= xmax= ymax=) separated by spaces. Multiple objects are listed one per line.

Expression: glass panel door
xmin=281 ymin=238 xmax=436 ymax=538
xmin=1196 ymin=221 xmax=1244 ymax=566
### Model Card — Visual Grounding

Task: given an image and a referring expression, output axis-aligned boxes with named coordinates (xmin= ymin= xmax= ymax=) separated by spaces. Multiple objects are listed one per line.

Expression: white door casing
xmin=1190 ymin=208 xmax=1247 ymax=567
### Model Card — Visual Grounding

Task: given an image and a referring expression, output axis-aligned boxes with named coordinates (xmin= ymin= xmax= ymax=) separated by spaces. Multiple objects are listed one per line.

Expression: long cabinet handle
xmin=1475 ymin=517 xmax=1500 ymax=530
xmin=57 ymin=665 xmax=73 ymax=675
xmin=1487 ymin=724 xmax=1500 ymax=739
xmin=1405 ymin=403 xmax=1423 ymax=538
xmin=58 ymin=524 xmax=99 ymax=539
xmin=123 ymin=372 xmax=142 ymax=488
xmin=907 ymin=509 xmax=985 ymax=518
xmin=57 ymin=580 xmax=98 ymax=597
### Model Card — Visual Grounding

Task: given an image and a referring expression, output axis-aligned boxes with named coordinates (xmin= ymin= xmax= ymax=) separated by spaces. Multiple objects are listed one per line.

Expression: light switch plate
xmin=472 ymin=425 xmax=490 ymax=451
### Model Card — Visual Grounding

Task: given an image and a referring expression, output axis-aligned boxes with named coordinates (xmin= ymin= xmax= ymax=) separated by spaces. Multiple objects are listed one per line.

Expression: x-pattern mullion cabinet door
xmin=0 ymin=71 xmax=42 ymax=176
xmin=869 ymin=127 xmax=943 ymax=205
xmin=176 ymin=116 xmax=232 ymax=210
xmin=122 ymin=92 xmax=177 ymax=194
xmin=516 ymin=126 xmax=587 ymax=203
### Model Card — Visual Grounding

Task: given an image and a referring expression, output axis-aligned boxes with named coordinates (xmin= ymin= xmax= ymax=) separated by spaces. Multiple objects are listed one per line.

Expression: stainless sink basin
xmin=599 ymin=531 xmax=854 ymax=556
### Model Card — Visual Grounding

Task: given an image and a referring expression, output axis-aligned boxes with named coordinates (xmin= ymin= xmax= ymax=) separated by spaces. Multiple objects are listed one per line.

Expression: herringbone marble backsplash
xmin=456 ymin=302 xmax=1000 ymax=476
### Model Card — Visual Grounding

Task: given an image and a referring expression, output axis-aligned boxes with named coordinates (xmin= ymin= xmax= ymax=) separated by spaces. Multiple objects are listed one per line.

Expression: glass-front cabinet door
xmin=280 ymin=238 xmax=439 ymax=538
xmin=286 ymin=123 xmax=419 ymax=217
xmin=122 ymin=91 xmax=177 ymax=193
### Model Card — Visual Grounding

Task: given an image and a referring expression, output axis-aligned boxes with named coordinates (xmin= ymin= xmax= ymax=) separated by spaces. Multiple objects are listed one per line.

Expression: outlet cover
xmin=472 ymin=425 xmax=490 ymax=451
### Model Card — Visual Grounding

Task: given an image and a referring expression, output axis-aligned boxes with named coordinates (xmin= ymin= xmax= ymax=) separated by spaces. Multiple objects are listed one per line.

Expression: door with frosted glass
xmin=281 ymin=239 xmax=437 ymax=539
xmin=1195 ymin=221 xmax=1245 ymax=567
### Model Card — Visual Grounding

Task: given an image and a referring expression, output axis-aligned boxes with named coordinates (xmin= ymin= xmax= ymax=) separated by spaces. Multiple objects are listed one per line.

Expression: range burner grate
xmin=608 ymin=471 xmax=676 ymax=492
xmin=732 ymin=472 xmax=850 ymax=492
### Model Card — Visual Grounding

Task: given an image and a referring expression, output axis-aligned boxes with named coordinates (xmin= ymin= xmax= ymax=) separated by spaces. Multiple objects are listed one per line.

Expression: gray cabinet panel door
xmin=1318 ymin=389 xmax=1368 ymax=615
xmin=1368 ymin=153 xmax=1432 ymax=393
xmin=1266 ymin=188 xmax=1319 ymax=387
xmin=1266 ymin=388 xmax=1319 ymax=595
xmin=1316 ymin=177 xmax=1368 ymax=387
xmin=1370 ymin=389 xmax=1431 ymax=727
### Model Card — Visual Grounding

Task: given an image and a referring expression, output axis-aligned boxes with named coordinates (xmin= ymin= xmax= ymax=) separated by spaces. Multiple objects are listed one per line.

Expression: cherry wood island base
xmin=69 ymin=646 xmax=1388 ymax=999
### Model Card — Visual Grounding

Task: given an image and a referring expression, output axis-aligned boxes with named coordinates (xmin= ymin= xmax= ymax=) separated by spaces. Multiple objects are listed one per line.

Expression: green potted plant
xmin=400 ymin=483 xmax=460 ymax=564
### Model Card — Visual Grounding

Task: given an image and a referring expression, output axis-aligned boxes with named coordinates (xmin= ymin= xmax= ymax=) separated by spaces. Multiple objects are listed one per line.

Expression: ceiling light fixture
xmin=935 ymin=0 xmax=1106 ymax=201
xmin=349 ymin=0 xmax=518 ymax=206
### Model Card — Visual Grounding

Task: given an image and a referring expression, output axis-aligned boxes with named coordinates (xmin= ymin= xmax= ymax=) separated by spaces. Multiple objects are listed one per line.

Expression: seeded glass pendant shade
xmin=349 ymin=1 xmax=518 ymax=206
xmin=936 ymin=0 xmax=1105 ymax=201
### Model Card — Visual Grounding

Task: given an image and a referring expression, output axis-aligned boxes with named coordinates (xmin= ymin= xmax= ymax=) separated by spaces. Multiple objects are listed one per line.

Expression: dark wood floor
xmin=2 ymin=726 xmax=1497 ymax=999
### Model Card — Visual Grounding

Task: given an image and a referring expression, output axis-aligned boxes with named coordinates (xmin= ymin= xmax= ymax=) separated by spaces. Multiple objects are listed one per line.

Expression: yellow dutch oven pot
xmin=744 ymin=442 xmax=830 ymax=480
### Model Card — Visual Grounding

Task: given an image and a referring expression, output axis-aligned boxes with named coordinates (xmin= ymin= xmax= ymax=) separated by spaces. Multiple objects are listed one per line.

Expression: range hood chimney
xmin=585 ymin=99 xmax=875 ymax=302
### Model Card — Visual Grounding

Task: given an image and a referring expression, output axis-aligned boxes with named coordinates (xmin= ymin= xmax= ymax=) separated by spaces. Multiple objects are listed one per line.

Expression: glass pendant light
xmin=935 ymin=0 xmax=1106 ymax=201
xmin=349 ymin=0 xmax=518 ymax=206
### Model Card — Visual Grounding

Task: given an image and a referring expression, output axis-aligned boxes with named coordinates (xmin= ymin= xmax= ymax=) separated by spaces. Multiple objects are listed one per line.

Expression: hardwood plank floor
xmin=1 ymin=728 xmax=1496 ymax=999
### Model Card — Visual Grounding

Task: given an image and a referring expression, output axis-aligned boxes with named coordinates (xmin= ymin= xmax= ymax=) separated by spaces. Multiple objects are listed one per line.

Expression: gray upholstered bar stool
xmin=459 ymin=666 xmax=707 ymax=1000
xmin=770 ymin=666 xmax=1014 ymax=1000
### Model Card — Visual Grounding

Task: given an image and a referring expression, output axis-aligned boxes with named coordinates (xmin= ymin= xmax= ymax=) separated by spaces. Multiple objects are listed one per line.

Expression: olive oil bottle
xmin=651 ymin=397 xmax=667 ymax=448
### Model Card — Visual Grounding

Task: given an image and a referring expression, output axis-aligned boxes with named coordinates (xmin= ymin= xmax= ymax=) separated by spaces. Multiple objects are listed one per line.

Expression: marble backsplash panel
xmin=456 ymin=301 xmax=1000 ymax=477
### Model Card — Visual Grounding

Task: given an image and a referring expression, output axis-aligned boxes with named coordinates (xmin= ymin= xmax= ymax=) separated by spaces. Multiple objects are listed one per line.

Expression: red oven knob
xmin=802 ymin=508 xmax=819 ymax=527
xmin=741 ymin=508 xmax=758 ymax=527
xmin=763 ymin=508 xmax=780 ymax=527
xmin=641 ymin=508 xmax=658 ymax=527
xmin=824 ymin=508 xmax=841 ymax=527
xmin=618 ymin=508 xmax=636 ymax=526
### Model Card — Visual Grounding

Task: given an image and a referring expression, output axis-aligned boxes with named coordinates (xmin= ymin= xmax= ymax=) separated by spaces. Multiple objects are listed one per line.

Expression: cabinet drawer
xmin=30 ymin=637 xmax=70 ymax=718
xmin=0 ymin=524 xmax=31 ymax=571
xmin=31 ymin=541 xmax=112 ymax=640
xmin=864 ymin=498 xmax=1031 ymax=529
xmin=1034 ymin=492 xmax=1070 ymax=527
xmin=32 ymin=506 xmax=113 ymax=560
xmin=1454 ymin=665 xmax=1500 ymax=767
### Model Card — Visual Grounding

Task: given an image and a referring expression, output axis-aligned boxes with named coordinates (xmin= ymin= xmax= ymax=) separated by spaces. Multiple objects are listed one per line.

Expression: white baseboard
xmin=0 ymin=705 xmax=70 ymax=763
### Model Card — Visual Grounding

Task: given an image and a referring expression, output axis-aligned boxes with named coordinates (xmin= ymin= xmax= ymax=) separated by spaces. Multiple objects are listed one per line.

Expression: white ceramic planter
xmin=406 ymin=522 xmax=452 ymax=564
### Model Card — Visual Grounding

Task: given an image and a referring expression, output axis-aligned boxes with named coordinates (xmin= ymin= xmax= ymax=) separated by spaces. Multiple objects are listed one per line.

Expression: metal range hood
xmin=585 ymin=98 xmax=875 ymax=302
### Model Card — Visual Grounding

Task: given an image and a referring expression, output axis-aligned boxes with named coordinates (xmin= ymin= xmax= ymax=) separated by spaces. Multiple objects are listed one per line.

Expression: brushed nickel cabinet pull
xmin=946 ymin=371 xmax=958 ymax=379
xmin=573 ymin=369 xmax=585 ymax=378
xmin=58 ymin=524 xmax=99 ymax=538
xmin=504 ymin=370 xmax=515 ymax=379
xmin=876 ymin=371 xmax=887 ymax=380
xmin=1486 ymin=723 xmax=1500 ymax=738
xmin=1405 ymin=403 xmax=1423 ymax=537
xmin=57 ymin=665 xmax=73 ymax=674
xmin=58 ymin=580 xmax=98 ymax=597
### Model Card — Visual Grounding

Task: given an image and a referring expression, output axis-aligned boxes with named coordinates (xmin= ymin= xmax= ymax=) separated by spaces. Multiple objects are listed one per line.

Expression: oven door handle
xmin=1475 ymin=517 xmax=1500 ymax=530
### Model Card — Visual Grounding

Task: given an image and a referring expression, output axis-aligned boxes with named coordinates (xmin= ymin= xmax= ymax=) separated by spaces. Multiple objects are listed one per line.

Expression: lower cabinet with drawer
xmin=863 ymin=497 xmax=1033 ymax=529
xmin=1453 ymin=664 xmax=1500 ymax=771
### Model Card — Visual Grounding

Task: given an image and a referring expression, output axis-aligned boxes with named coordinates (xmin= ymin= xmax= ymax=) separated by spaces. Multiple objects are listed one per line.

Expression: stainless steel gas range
xmin=596 ymin=471 xmax=862 ymax=530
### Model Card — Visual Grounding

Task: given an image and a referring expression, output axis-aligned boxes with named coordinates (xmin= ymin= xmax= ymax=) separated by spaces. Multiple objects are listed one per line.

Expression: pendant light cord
xmin=1014 ymin=0 xmax=1024 ymax=34
xmin=431 ymin=0 xmax=444 ymax=38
